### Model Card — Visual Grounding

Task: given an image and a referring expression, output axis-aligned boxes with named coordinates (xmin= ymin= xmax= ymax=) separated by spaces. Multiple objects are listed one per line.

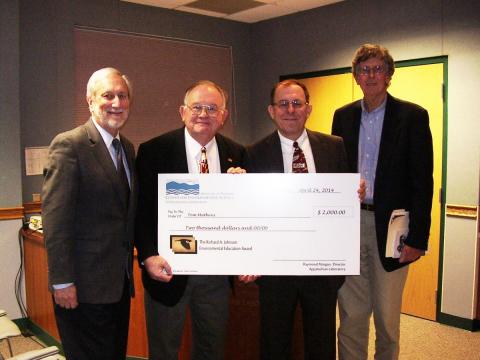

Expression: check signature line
xmin=272 ymin=259 xmax=347 ymax=262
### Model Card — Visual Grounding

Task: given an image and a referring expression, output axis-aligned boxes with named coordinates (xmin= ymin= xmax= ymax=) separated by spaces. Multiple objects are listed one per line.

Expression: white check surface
xmin=158 ymin=173 xmax=360 ymax=275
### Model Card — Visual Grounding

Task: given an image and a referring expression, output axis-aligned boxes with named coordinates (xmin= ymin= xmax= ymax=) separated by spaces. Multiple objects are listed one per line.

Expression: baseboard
xmin=12 ymin=317 xmax=148 ymax=359
xmin=437 ymin=312 xmax=480 ymax=331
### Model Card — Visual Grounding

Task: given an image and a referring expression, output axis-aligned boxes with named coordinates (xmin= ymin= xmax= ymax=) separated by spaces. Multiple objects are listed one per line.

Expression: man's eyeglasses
xmin=185 ymin=104 xmax=223 ymax=116
xmin=357 ymin=65 xmax=386 ymax=76
xmin=273 ymin=99 xmax=308 ymax=110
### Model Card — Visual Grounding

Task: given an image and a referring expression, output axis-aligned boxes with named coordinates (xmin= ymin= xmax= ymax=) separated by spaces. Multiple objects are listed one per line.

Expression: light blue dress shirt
xmin=358 ymin=98 xmax=386 ymax=204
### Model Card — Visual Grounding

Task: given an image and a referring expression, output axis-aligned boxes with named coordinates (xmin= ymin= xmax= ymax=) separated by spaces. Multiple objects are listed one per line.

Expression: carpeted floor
xmin=0 ymin=334 xmax=45 ymax=359
xmin=394 ymin=314 xmax=480 ymax=360
xmin=1 ymin=314 xmax=480 ymax=359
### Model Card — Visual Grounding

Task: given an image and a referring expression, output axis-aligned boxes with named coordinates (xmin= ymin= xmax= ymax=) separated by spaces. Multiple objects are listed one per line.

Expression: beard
xmin=91 ymin=109 xmax=128 ymax=135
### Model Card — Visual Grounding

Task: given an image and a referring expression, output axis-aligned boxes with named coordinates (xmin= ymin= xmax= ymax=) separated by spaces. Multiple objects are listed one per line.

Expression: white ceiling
xmin=121 ymin=0 xmax=344 ymax=23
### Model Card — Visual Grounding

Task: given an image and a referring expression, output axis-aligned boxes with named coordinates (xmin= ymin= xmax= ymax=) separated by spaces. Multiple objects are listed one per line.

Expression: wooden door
xmin=389 ymin=63 xmax=444 ymax=320
xmin=298 ymin=61 xmax=445 ymax=320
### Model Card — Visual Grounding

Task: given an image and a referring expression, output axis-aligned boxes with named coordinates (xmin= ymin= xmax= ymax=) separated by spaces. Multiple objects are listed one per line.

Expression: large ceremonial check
xmin=158 ymin=173 xmax=360 ymax=276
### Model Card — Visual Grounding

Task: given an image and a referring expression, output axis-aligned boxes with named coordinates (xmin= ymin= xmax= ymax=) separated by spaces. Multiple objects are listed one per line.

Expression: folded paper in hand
xmin=385 ymin=209 xmax=409 ymax=258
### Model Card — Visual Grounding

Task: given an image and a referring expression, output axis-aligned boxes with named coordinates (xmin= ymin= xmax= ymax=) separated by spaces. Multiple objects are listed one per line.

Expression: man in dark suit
xmin=42 ymin=67 xmax=137 ymax=360
xmin=332 ymin=44 xmax=433 ymax=360
xmin=135 ymin=80 xmax=245 ymax=360
xmin=245 ymin=80 xmax=350 ymax=360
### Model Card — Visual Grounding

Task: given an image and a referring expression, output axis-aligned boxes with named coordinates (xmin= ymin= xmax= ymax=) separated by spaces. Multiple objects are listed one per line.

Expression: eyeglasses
xmin=185 ymin=104 xmax=223 ymax=116
xmin=273 ymin=99 xmax=308 ymax=110
xmin=357 ymin=65 xmax=386 ymax=76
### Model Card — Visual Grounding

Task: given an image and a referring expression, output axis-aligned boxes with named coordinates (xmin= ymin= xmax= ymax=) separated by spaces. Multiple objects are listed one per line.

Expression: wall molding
xmin=24 ymin=201 xmax=42 ymax=214
xmin=0 ymin=201 xmax=42 ymax=221
xmin=446 ymin=204 xmax=478 ymax=219
xmin=0 ymin=206 xmax=24 ymax=220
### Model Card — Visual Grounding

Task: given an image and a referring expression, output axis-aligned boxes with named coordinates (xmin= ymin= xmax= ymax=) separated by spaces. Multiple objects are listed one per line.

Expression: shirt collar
xmin=277 ymin=128 xmax=308 ymax=148
xmin=361 ymin=96 xmax=387 ymax=115
xmin=184 ymin=127 xmax=216 ymax=157
xmin=91 ymin=118 xmax=120 ymax=147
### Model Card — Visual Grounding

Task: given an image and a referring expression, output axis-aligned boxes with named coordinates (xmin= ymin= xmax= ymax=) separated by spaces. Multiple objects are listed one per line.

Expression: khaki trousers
xmin=338 ymin=210 xmax=408 ymax=360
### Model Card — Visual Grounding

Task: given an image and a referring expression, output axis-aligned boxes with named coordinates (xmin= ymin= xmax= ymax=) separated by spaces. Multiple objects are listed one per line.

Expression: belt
xmin=361 ymin=203 xmax=375 ymax=211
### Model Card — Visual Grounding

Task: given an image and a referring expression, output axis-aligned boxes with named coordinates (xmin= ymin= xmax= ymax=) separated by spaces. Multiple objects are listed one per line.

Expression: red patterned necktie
xmin=292 ymin=141 xmax=308 ymax=173
xmin=200 ymin=146 xmax=209 ymax=173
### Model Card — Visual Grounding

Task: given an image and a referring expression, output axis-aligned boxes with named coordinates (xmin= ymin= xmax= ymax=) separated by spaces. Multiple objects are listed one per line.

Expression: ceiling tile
xmin=121 ymin=0 xmax=345 ymax=23
xmin=184 ymin=0 xmax=264 ymax=15
xmin=176 ymin=5 xmax=226 ymax=18
xmin=227 ymin=4 xmax=294 ymax=23
xmin=275 ymin=0 xmax=343 ymax=11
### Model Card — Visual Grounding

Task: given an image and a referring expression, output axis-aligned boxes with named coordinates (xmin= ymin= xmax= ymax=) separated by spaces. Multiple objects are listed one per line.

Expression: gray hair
xmin=86 ymin=67 xmax=132 ymax=99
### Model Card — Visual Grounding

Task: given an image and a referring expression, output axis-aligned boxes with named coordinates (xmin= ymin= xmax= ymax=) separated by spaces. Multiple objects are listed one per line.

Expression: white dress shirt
xmin=184 ymin=128 xmax=221 ymax=174
xmin=278 ymin=129 xmax=316 ymax=174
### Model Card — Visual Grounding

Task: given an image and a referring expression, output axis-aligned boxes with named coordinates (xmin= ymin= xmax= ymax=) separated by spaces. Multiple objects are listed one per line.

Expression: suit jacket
xmin=135 ymin=127 xmax=245 ymax=306
xmin=245 ymin=129 xmax=348 ymax=290
xmin=42 ymin=119 xmax=137 ymax=303
xmin=332 ymin=93 xmax=433 ymax=272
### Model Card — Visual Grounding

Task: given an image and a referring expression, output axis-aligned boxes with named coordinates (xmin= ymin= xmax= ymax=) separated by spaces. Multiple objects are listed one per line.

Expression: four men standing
xmin=42 ymin=43 xmax=433 ymax=359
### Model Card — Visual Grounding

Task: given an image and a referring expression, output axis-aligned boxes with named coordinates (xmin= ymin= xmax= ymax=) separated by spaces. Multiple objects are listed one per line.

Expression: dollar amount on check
xmin=158 ymin=173 xmax=360 ymax=275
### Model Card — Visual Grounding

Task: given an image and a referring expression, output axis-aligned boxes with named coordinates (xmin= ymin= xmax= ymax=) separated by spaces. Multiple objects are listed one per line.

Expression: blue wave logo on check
xmin=166 ymin=180 xmax=199 ymax=195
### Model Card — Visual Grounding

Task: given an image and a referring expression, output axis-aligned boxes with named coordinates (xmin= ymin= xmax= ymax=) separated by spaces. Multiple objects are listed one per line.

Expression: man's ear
xmin=385 ymin=75 xmax=392 ymax=87
xmin=179 ymin=105 xmax=186 ymax=123
xmin=353 ymin=74 xmax=360 ymax=85
xmin=305 ymin=103 xmax=312 ymax=118
xmin=86 ymin=96 xmax=93 ymax=112
xmin=267 ymin=105 xmax=275 ymax=119
xmin=220 ymin=109 xmax=229 ymax=126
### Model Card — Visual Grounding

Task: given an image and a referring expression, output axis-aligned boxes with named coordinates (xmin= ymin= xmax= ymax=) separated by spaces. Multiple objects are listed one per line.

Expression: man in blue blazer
xmin=42 ymin=68 xmax=137 ymax=360
xmin=135 ymin=80 xmax=245 ymax=360
xmin=332 ymin=44 xmax=434 ymax=360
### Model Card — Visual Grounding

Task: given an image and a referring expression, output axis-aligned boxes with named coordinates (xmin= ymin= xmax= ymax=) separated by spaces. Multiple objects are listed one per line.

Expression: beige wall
xmin=0 ymin=219 xmax=25 ymax=319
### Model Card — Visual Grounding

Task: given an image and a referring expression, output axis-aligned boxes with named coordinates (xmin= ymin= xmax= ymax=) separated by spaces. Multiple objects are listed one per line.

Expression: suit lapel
xmin=376 ymin=94 xmax=397 ymax=176
xmin=216 ymin=134 xmax=236 ymax=173
xmin=267 ymin=132 xmax=285 ymax=172
xmin=174 ymin=129 xmax=189 ymax=173
xmin=349 ymin=102 xmax=362 ymax=172
xmin=307 ymin=130 xmax=326 ymax=173
xmin=84 ymin=119 xmax=128 ymax=209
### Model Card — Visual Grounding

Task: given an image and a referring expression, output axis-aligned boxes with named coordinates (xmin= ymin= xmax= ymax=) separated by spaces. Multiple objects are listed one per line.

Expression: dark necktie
xmin=200 ymin=146 xmax=209 ymax=174
xmin=112 ymin=138 xmax=130 ymax=201
xmin=292 ymin=141 xmax=308 ymax=173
